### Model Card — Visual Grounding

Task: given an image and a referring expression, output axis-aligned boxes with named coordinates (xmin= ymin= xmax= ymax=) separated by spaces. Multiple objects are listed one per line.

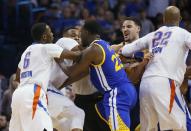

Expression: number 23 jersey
xmin=89 ymin=40 xmax=132 ymax=93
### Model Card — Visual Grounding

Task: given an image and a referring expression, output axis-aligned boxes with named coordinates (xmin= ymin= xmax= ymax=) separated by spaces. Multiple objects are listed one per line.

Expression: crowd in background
xmin=0 ymin=0 xmax=191 ymax=130
xmin=0 ymin=0 xmax=191 ymax=77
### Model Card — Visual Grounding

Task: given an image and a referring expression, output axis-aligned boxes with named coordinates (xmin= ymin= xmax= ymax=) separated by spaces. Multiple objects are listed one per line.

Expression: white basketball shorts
xmin=140 ymin=76 xmax=187 ymax=131
xmin=47 ymin=85 xmax=85 ymax=130
xmin=9 ymin=84 xmax=53 ymax=131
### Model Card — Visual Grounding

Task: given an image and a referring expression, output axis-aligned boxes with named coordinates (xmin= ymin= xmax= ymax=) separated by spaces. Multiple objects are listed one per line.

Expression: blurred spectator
xmin=147 ymin=0 xmax=170 ymax=18
xmin=154 ymin=13 xmax=163 ymax=29
xmin=124 ymin=0 xmax=143 ymax=17
xmin=69 ymin=2 xmax=79 ymax=18
xmin=1 ymin=74 xmax=18 ymax=121
xmin=112 ymin=20 xmax=123 ymax=43
xmin=105 ymin=10 xmax=114 ymax=24
xmin=62 ymin=5 xmax=72 ymax=19
xmin=0 ymin=115 xmax=8 ymax=131
xmin=0 ymin=74 xmax=8 ymax=113
xmin=37 ymin=0 xmax=51 ymax=8
xmin=116 ymin=3 xmax=126 ymax=19
xmin=96 ymin=7 xmax=105 ymax=21
xmin=80 ymin=8 xmax=91 ymax=23
xmin=108 ymin=0 xmax=117 ymax=9
xmin=45 ymin=3 xmax=63 ymax=39
xmin=32 ymin=7 xmax=47 ymax=23
xmin=139 ymin=9 xmax=154 ymax=37
xmin=181 ymin=9 xmax=191 ymax=32
xmin=48 ymin=3 xmax=62 ymax=18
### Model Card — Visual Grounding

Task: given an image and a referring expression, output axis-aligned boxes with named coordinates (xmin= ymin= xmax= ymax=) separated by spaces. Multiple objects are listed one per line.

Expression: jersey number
xmin=23 ymin=51 xmax=31 ymax=69
xmin=152 ymin=31 xmax=172 ymax=53
xmin=111 ymin=54 xmax=123 ymax=72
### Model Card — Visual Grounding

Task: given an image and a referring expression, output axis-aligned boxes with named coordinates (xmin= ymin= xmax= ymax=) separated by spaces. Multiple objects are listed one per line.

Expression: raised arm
xmin=121 ymin=33 xmax=151 ymax=57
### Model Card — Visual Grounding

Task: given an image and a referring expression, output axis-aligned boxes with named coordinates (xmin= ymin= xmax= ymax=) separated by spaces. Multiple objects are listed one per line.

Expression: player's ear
xmin=136 ymin=25 xmax=140 ymax=34
xmin=179 ymin=15 xmax=182 ymax=22
xmin=137 ymin=26 xmax=140 ymax=32
xmin=42 ymin=34 xmax=47 ymax=41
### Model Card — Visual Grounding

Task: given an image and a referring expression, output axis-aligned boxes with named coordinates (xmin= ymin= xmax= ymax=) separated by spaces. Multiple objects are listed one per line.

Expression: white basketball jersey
xmin=122 ymin=26 xmax=191 ymax=84
xmin=55 ymin=37 xmax=98 ymax=94
xmin=56 ymin=37 xmax=78 ymax=66
xmin=48 ymin=37 xmax=79 ymax=88
xmin=18 ymin=44 xmax=63 ymax=91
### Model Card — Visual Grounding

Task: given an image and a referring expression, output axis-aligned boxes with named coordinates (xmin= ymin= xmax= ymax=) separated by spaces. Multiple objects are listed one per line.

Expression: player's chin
xmin=124 ymin=37 xmax=129 ymax=42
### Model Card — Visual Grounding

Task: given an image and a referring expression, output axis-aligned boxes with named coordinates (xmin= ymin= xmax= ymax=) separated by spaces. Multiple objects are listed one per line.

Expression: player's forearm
xmin=59 ymin=49 xmax=81 ymax=61
xmin=127 ymin=59 xmax=149 ymax=85
xmin=122 ymin=44 xmax=139 ymax=57
xmin=59 ymin=72 xmax=88 ymax=89
xmin=121 ymin=39 xmax=146 ymax=57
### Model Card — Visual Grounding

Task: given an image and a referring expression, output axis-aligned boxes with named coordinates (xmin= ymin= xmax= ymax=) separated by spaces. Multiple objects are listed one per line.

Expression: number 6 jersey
xmin=122 ymin=26 xmax=191 ymax=84
xmin=18 ymin=43 xmax=63 ymax=91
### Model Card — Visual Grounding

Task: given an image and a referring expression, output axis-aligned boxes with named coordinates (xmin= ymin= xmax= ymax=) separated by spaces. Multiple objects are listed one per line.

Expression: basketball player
xmin=111 ymin=17 xmax=154 ymax=130
xmin=47 ymin=37 xmax=85 ymax=131
xmin=62 ymin=20 xmax=137 ymax=131
xmin=63 ymin=27 xmax=110 ymax=131
xmin=121 ymin=6 xmax=191 ymax=131
xmin=9 ymin=23 xmax=80 ymax=131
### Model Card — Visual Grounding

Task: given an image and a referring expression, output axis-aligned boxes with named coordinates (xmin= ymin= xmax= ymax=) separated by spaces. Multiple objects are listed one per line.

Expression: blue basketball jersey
xmin=90 ymin=39 xmax=132 ymax=93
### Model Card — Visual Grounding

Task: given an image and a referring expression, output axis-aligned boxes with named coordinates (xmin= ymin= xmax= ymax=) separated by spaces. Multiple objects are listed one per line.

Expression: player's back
xmin=144 ymin=26 xmax=191 ymax=84
xmin=90 ymin=39 xmax=132 ymax=93
xmin=19 ymin=44 xmax=58 ymax=91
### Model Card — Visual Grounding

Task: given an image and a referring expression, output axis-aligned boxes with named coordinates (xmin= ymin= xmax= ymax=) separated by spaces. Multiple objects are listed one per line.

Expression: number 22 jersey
xmin=122 ymin=26 xmax=191 ymax=84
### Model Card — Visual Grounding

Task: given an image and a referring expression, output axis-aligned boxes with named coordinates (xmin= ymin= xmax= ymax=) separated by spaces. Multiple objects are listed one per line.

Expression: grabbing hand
xmin=143 ymin=52 xmax=154 ymax=63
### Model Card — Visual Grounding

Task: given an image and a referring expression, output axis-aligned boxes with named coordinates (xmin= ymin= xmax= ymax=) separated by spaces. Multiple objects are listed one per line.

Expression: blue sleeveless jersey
xmin=90 ymin=39 xmax=132 ymax=93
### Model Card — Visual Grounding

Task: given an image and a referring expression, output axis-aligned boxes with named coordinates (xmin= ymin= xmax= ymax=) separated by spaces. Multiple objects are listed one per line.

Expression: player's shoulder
xmin=56 ymin=37 xmax=78 ymax=49
xmin=170 ymin=26 xmax=191 ymax=38
xmin=23 ymin=44 xmax=53 ymax=55
xmin=56 ymin=37 xmax=77 ymax=45
xmin=159 ymin=26 xmax=187 ymax=33
xmin=26 ymin=43 xmax=44 ymax=51
xmin=178 ymin=27 xmax=190 ymax=34
xmin=90 ymin=39 xmax=101 ymax=45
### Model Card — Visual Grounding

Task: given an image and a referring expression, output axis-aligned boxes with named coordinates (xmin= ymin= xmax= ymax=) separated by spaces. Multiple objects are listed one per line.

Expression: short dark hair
xmin=63 ymin=26 xmax=78 ymax=35
xmin=83 ymin=20 xmax=102 ymax=35
xmin=31 ymin=23 xmax=47 ymax=41
xmin=125 ymin=17 xmax=141 ymax=28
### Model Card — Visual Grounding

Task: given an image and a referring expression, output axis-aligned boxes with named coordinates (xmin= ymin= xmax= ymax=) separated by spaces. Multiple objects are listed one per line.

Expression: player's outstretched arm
xmin=121 ymin=33 xmax=151 ymax=57
xmin=59 ymin=46 xmax=97 ymax=89
xmin=44 ymin=44 xmax=81 ymax=62
xmin=55 ymin=49 xmax=82 ymax=63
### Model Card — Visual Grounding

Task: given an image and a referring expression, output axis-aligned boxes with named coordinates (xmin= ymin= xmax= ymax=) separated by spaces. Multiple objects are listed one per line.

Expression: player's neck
xmin=33 ymin=40 xmax=46 ymax=44
xmin=164 ymin=22 xmax=179 ymax=27
xmin=125 ymin=36 xmax=139 ymax=44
